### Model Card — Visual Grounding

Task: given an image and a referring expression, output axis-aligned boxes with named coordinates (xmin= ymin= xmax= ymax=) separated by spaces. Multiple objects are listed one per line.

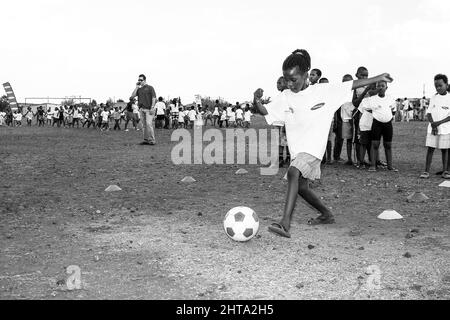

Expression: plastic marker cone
xmin=439 ymin=181 xmax=450 ymax=188
xmin=181 ymin=176 xmax=196 ymax=183
xmin=105 ymin=185 xmax=122 ymax=192
xmin=235 ymin=169 xmax=248 ymax=175
xmin=377 ymin=210 xmax=403 ymax=220
xmin=406 ymin=192 xmax=429 ymax=202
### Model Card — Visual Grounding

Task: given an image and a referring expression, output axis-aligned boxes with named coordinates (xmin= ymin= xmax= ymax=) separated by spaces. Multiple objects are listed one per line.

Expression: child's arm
xmin=253 ymin=89 xmax=268 ymax=115
xmin=353 ymin=74 xmax=393 ymax=91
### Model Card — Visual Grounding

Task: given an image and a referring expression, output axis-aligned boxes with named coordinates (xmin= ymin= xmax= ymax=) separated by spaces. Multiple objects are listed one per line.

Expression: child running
xmin=253 ymin=49 xmax=393 ymax=238
xmin=420 ymin=74 xmax=450 ymax=179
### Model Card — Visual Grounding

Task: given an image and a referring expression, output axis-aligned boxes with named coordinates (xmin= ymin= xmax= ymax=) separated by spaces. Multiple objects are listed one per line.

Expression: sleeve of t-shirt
xmin=264 ymin=93 xmax=287 ymax=125
xmin=151 ymin=86 xmax=156 ymax=102
xmin=321 ymin=82 xmax=354 ymax=113
xmin=358 ymin=97 xmax=370 ymax=113
xmin=426 ymin=97 xmax=434 ymax=114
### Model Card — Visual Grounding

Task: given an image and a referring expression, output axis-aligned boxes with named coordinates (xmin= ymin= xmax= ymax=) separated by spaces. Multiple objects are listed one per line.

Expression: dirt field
xmin=0 ymin=117 xmax=449 ymax=300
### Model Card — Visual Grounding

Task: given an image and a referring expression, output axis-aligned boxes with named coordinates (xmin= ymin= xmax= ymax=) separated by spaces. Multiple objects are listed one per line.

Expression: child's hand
xmin=431 ymin=121 xmax=439 ymax=129
xmin=432 ymin=127 xmax=438 ymax=136
xmin=379 ymin=73 xmax=393 ymax=83
xmin=254 ymin=88 xmax=264 ymax=99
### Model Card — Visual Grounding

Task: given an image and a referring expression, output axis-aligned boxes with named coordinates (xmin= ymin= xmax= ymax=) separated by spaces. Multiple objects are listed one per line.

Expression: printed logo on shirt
xmin=442 ymin=106 xmax=449 ymax=110
xmin=311 ymin=102 xmax=325 ymax=110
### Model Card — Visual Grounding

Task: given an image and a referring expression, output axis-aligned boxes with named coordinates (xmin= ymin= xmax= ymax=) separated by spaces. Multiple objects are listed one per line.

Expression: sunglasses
xmin=138 ymin=79 xmax=144 ymax=82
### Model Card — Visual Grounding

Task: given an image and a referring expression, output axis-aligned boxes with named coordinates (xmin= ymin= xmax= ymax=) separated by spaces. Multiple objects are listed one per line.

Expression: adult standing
xmin=131 ymin=74 xmax=156 ymax=145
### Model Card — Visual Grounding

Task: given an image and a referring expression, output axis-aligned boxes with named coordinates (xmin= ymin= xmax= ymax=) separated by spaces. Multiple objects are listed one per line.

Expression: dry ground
xmin=0 ymin=117 xmax=449 ymax=300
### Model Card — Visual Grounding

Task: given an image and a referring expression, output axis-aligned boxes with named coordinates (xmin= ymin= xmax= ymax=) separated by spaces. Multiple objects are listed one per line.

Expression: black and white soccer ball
xmin=223 ymin=206 xmax=259 ymax=242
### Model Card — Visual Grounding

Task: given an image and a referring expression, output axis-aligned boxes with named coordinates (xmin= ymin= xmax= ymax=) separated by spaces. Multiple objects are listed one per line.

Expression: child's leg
xmin=425 ymin=147 xmax=434 ymax=173
xmin=326 ymin=140 xmax=332 ymax=163
xmin=346 ymin=139 xmax=353 ymax=163
xmin=370 ymin=140 xmax=380 ymax=170
xmin=360 ymin=143 xmax=367 ymax=167
xmin=442 ymin=149 xmax=448 ymax=172
xmin=277 ymin=167 xmax=301 ymax=231
xmin=384 ymin=141 xmax=393 ymax=168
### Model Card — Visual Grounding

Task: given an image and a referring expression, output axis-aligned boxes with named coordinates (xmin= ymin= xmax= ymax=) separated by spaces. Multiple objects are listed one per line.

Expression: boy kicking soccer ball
xmin=253 ymin=49 xmax=393 ymax=238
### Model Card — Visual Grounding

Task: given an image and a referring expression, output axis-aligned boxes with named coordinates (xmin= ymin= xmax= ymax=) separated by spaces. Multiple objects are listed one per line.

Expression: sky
xmin=1 ymin=0 xmax=450 ymax=105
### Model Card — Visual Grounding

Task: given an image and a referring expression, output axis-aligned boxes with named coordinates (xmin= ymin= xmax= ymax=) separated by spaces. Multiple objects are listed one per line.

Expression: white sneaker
xmin=125 ymin=129 xmax=129 ymax=132
xmin=136 ymin=128 xmax=140 ymax=131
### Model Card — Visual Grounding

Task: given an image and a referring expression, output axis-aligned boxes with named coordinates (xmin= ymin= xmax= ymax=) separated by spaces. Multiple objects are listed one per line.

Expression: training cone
xmin=235 ymin=169 xmax=248 ymax=175
xmin=406 ymin=192 xmax=429 ymax=202
xmin=439 ymin=181 xmax=450 ymax=188
xmin=105 ymin=185 xmax=122 ymax=192
xmin=377 ymin=210 xmax=403 ymax=220
xmin=181 ymin=176 xmax=196 ymax=183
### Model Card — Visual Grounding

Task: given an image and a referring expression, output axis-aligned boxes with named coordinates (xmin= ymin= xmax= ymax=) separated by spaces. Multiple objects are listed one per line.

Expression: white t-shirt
xmin=402 ymin=99 xmax=409 ymax=111
xmin=132 ymin=103 xmax=139 ymax=114
xmin=265 ymin=81 xmax=353 ymax=159
xmin=358 ymin=100 xmax=373 ymax=131
xmin=229 ymin=111 xmax=236 ymax=122
xmin=226 ymin=107 xmax=233 ymax=117
xmin=15 ymin=113 xmax=23 ymax=121
xmin=235 ymin=108 xmax=243 ymax=119
xmin=101 ymin=110 xmax=109 ymax=122
xmin=244 ymin=110 xmax=252 ymax=122
xmin=155 ymin=102 xmax=166 ymax=115
xmin=359 ymin=94 xmax=394 ymax=123
xmin=340 ymin=102 xmax=354 ymax=122
xmin=170 ymin=104 xmax=178 ymax=114
xmin=427 ymin=93 xmax=450 ymax=135
xmin=213 ymin=107 xmax=219 ymax=116
xmin=188 ymin=110 xmax=197 ymax=121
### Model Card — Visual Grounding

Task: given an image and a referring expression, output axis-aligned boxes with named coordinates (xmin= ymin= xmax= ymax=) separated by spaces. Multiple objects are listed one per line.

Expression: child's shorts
xmin=360 ymin=130 xmax=371 ymax=145
xmin=342 ymin=121 xmax=353 ymax=140
xmin=426 ymin=133 xmax=450 ymax=149
xmin=289 ymin=152 xmax=321 ymax=180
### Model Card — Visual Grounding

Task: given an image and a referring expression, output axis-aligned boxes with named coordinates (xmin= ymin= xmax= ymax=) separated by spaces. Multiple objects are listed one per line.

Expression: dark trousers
xmin=113 ymin=119 xmax=121 ymax=130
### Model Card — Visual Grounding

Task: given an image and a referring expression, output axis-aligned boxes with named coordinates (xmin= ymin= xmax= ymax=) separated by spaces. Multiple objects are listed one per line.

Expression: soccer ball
xmin=223 ymin=207 xmax=259 ymax=242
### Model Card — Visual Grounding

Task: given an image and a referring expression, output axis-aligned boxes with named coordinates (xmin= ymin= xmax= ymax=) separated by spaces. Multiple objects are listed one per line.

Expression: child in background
xmin=219 ymin=109 xmax=226 ymax=128
xmin=319 ymin=78 xmax=333 ymax=164
xmin=228 ymin=108 xmax=236 ymax=127
xmin=253 ymin=49 xmax=393 ymax=238
xmin=100 ymin=107 xmax=109 ymax=131
xmin=188 ymin=106 xmax=197 ymax=129
xmin=309 ymin=68 xmax=322 ymax=85
xmin=243 ymin=105 xmax=252 ymax=128
xmin=420 ymin=74 xmax=450 ymax=179
xmin=226 ymin=104 xmax=233 ymax=128
xmin=360 ymin=80 xmax=398 ymax=172
xmin=339 ymin=74 xmax=355 ymax=165
xmin=177 ymin=107 xmax=184 ymax=129
xmin=24 ymin=107 xmax=34 ymax=126
xmin=235 ymin=105 xmax=243 ymax=127
xmin=113 ymin=107 xmax=121 ymax=130
xmin=212 ymin=101 xmax=220 ymax=127
xmin=46 ymin=108 xmax=53 ymax=125
xmin=14 ymin=110 xmax=23 ymax=127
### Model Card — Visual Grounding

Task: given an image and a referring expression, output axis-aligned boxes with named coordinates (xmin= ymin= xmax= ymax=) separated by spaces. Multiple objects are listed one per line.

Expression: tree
xmin=0 ymin=95 xmax=10 ymax=112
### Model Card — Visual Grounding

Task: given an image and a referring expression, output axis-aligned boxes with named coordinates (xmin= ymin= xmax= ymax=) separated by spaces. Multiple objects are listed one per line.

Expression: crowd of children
xmin=0 ymin=97 xmax=254 ymax=131
xmin=272 ymin=64 xmax=450 ymax=181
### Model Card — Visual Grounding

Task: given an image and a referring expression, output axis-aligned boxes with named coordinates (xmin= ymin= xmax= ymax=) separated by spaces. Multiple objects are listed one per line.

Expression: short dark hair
xmin=357 ymin=66 xmax=368 ymax=74
xmin=139 ymin=74 xmax=146 ymax=80
xmin=319 ymin=78 xmax=329 ymax=83
xmin=311 ymin=68 xmax=322 ymax=78
xmin=158 ymin=97 xmax=163 ymax=101
xmin=434 ymin=74 xmax=448 ymax=84
xmin=342 ymin=74 xmax=353 ymax=81
xmin=282 ymin=49 xmax=311 ymax=74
